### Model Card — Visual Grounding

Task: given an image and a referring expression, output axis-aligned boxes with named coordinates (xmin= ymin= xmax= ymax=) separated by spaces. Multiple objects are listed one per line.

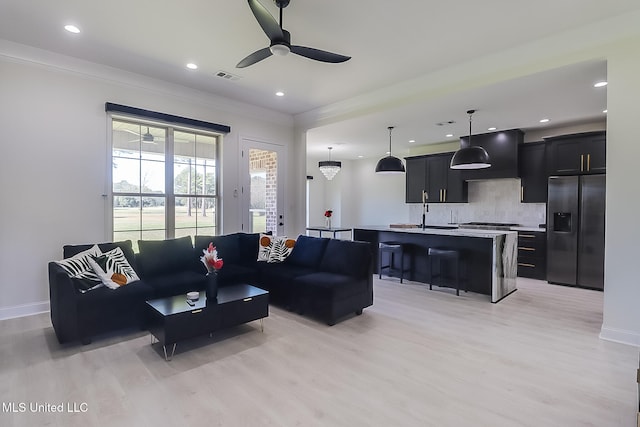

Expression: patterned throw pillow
xmin=267 ymin=237 xmax=296 ymax=263
xmin=88 ymin=247 xmax=140 ymax=289
xmin=54 ymin=244 xmax=103 ymax=292
xmin=257 ymin=233 xmax=273 ymax=262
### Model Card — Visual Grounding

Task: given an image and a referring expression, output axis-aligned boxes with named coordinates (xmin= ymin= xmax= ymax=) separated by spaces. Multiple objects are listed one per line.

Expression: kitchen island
xmin=353 ymin=226 xmax=517 ymax=302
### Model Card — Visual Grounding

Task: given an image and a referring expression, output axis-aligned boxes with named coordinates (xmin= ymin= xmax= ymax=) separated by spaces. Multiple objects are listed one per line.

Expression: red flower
xmin=201 ymin=242 xmax=223 ymax=272
xmin=324 ymin=210 xmax=333 ymax=218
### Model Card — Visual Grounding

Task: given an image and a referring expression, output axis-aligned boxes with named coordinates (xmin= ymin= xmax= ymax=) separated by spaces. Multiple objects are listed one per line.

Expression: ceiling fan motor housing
xmin=274 ymin=0 xmax=290 ymax=8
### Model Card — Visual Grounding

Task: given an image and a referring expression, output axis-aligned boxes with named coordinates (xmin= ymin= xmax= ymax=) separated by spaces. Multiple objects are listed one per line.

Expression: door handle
xmin=521 ymin=186 xmax=524 ymax=202
xmin=580 ymin=154 xmax=584 ymax=172
xmin=587 ymin=154 xmax=591 ymax=171
xmin=443 ymin=189 xmax=446 ymax=202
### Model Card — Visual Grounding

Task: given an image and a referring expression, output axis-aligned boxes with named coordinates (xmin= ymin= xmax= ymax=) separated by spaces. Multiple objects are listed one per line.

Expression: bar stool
xmin=379 ymin=242 xmax=410 ymax=283
xmin=427 ymin=247 xmax=465 ymax=296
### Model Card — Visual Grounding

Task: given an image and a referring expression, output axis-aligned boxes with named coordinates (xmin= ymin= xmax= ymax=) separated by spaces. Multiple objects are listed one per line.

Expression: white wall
xmin=0 ymin=43 xmax=299 ymax=318
xmin=346 ymin=157 xmax=410 ymax=226
xmin=306 ymin=155 xmax=410 ymax=228
xmin=600 ymin=36 xmax=640 ymax=346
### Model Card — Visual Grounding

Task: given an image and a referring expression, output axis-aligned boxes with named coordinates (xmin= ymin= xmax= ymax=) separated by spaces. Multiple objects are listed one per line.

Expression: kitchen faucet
xmin=421 ymin=190 xmax=429 ymax=230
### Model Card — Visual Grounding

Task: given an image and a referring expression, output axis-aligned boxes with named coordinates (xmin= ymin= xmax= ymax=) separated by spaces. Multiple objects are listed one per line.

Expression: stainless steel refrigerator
xmin=547 ymin=174 xmax=606 ymax=290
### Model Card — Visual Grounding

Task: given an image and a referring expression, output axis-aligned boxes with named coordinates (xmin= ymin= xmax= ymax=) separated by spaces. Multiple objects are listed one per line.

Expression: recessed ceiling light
xmin=275 ymin=91 xmax=284 ymax=97
xmin=186 ymin=63 xmax=198 ymax=70
xmin=603 ymin=109 xmax=608 ymax=113
xmin=357 ymin=155 xmax=364 ymax=158
xmin=446 ymin=134 xmax=454 ymax=138
xmin=409 ymin=139 xmax=415 ymax=143
xmin=594 ymin=81 xmax=608 ymax=88
xmin=488 ymin=127 xmax=497 ymax=131
xmin=64 ymin=24 xmax=80 ymax=34
xmin=540 ymin=118 xmax=550 ymax=123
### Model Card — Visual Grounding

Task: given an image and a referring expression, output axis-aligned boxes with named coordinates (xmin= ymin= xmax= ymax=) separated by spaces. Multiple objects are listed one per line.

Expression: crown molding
xmin=0 ymin=39 xmax=294 ymax=128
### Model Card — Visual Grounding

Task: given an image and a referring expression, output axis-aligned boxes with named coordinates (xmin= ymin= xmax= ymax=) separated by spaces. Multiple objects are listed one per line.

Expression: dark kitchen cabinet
xmin=405 ymin=157 xmax=427 ymax=203
xmin=517 ymin=231 xmax=546 ymax=280
xmin=405 ymin=152 xmax=467 ymax=203
xmin=460 ymin=129 xmax=523 ymax=180
xmin=438 ymin=153 xmax=467 ymax=203
xmin=545 ymin=131 xmax=606 ymax=175
xmin=518 ymin=141 xmax=548 ymax=203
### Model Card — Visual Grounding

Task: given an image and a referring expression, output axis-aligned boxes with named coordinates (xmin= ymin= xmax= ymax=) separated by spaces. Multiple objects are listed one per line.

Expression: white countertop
xmin=386 ymin=223 xmax=546 ymax=233
xmin=355 ymin=225 xmax=516 ymax=238
xmin=511 ymin=226 xmax=546 ymax=232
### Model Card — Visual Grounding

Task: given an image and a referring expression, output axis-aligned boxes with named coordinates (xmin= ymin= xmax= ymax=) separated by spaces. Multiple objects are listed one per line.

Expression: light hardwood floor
xmin=0 ymin=277 xmax=637 ymax=426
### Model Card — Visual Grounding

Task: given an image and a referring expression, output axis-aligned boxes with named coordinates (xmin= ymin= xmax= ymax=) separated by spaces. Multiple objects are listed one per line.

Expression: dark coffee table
xmin=145 ymin=284 xmax=269 ymax=360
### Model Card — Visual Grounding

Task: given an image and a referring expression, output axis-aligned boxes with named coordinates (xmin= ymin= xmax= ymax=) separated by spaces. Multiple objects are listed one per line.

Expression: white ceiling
xmin=1 ymin=0 xmax=638 ymax=158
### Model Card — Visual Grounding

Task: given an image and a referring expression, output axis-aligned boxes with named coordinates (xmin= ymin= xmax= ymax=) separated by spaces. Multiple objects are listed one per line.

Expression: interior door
xmin=240 ymin=139 xmax=286 ymax=236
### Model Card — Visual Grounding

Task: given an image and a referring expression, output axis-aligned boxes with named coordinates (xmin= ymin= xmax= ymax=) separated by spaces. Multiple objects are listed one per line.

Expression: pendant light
xmin=319 ymin=147 xmax=341 ymax=180
xmin=450 ymin=110 xmax=491 ymax=169
xmin=375 ymin=126 xmax=405 ymax=173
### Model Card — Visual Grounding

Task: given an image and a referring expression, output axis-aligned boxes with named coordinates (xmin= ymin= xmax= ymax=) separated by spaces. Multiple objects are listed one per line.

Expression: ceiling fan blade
xmin=248 ymin=0 xmax=284 ymax=41
xmin=236 ymin=47 xmax=273 ymax=68
xmin=290 ymin=45 xmax=351 ymax=63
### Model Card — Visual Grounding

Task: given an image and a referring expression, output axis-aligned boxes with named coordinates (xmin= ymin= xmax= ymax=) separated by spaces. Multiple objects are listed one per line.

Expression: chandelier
xmin=319 ymin=147 xmax=341 ymax=180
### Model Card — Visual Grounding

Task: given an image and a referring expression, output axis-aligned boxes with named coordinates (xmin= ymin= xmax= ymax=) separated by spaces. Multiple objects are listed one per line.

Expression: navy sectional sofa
xmin=48 ymin=233 xmax=373 ymax=344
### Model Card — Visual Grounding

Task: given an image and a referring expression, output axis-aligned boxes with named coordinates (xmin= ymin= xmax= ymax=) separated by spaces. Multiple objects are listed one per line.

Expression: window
xmin=111 ymin=119 xmax=220 ymax=248
xmin=174 ymin=130 xmax=218 ymax=238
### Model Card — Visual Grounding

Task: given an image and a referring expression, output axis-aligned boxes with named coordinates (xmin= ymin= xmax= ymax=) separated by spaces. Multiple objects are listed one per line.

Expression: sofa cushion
xmin=145 ymin=271 xmax=208 ymax=298
xmin=76 ymin=279 xmax=155 ymax=314
xmin=253 ymin=263 xmax=316 ymax=306
xmin=286 ymin=235 xmax=330 ymax=269
xmin=293 ymin=272 xmax=368 ymax=300
xmin=255 ymin=263 xmax=316 ymax=292
xmin=137 ymin=236 xmax=194 ymax=278
xmin=318 ymin=239 xmax=371 ymax=277
xmin=195 ymin=233 xmax=241 ymax=265
xmin=215 ymin=264 xmax=258 ymax=286
xmin=238 ymin=232 xmax=261 ymax=264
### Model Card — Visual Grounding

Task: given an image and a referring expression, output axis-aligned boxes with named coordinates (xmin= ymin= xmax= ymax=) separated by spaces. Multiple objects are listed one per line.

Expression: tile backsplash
xmin=409 ymin=179 xmax=546 ymax=226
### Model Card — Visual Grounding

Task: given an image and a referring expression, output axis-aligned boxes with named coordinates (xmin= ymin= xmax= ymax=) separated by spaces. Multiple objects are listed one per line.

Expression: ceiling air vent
xmin=214 ymin=70 xmax=242 ymax=81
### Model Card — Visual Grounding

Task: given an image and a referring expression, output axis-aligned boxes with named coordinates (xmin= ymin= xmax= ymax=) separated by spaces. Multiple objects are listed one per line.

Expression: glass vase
xmin=325 ymin=217 xmax=332 ymax=228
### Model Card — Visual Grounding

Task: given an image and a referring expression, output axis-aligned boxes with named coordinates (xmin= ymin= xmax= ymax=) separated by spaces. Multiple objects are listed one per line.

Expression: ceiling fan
xmin=237 ymin=0 xmax=351 ymax=68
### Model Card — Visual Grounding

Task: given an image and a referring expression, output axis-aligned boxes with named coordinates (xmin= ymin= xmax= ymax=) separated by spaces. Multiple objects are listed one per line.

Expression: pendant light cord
xmin=388 ymin=126 xmax=394 ymax=155
xmin=467 ymin=109 xmax=475 ymax=144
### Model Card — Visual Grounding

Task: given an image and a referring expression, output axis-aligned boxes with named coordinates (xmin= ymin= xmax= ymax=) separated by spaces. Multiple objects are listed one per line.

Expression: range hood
xmin=459 ymin=129 xmax=523 ymax=180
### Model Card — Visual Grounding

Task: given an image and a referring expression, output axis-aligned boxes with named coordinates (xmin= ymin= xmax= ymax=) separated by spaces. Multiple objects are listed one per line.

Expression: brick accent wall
xmin=249 ymin=149 xmax=278 ymax=233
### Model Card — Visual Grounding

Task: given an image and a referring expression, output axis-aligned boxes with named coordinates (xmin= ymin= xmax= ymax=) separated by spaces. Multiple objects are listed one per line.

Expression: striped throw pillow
xmin=88 ymin=247 xmax=140 ymax=290
xmin=54 ymin=244 xmax=103 ymax=292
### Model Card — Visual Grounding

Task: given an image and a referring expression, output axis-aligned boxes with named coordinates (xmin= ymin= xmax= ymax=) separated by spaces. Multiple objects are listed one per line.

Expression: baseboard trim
xmin=0 ymin=301 xmax=50 ymax=321
xmin=600 ymin=326 xmax=640 ymax=347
